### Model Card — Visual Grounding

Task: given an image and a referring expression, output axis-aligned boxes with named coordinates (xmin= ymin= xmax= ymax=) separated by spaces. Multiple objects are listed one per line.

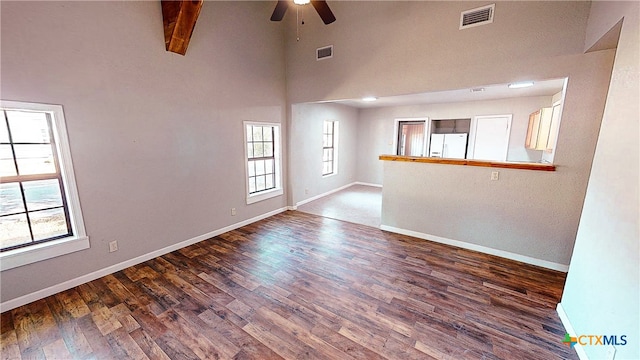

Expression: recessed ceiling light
xmin=362 ymin=96 xmax=377 ymax=102
xmin=508 ymin=81 xmax=535 ymax=89
xmin=294 ymin=0 xmax=310 ymax=4
xmin=470 ymin=87 xmax=485 ymax=93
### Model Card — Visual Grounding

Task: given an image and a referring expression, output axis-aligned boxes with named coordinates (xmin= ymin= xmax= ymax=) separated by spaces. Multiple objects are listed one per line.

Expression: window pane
xmin=265 ymin=174 xmax=274 ymax=189
xmin=263 ymin=127 xmax=272 ymax=141
xmin=253 ymin=127 xmax=263 ymax=142
xmin=255 ymin=159 xmax=265 ymax=176
xmin=264 ymin=142 xmax=273 ymax=157
xmin=247 ymin=143 xmax=254 ymax=158
xmin=6 ymin=111 xmax=50 ymax=143
xmin=0 ymin=213 xmax=31 ymax=249
xmin=14 ymin=144 xmax=55 ymax=175
xmin=0 ymin=183 xmax=25 ymax=216
xmin=246 ymin=126 xmax=253 ymax=142
xmin=29 ymin=208 xmax=68 ymax=241
xmin=248 ymin=160 xmax=256 ymax=176
xmin=249 ymin=177 xmax=256 ymax=193
xmin=256 ymin=175 xmax=266 ymax=192
xmin=0 ymin=145 xmax=17 ymax=177
xmin=253 ymin=143 xmax=263 ymax=158
xmin=23 ymin=179 xmax=63 ymax=211
xmin=1 ymin=118 xmax=9 ymax=143
xmin=265 ymin=159 xmax=274 ymax=174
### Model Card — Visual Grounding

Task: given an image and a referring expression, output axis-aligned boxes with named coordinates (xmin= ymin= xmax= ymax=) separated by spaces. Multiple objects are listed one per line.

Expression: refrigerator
xmin=429 ymin=133 xmax=468 ymax=159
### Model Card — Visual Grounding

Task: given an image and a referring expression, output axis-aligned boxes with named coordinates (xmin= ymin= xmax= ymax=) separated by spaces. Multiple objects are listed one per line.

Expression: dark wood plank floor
xmin=1 ymin=211 xmax=577 ymax=359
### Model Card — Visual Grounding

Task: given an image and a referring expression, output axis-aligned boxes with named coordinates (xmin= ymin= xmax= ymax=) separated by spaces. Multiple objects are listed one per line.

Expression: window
xmin=244 ymin=122 xmax=282 ymax=204
xmin=1 ymin=101 xmax=88 ymax=271
xmin=322 ymin=120 xmax=338 ymax=176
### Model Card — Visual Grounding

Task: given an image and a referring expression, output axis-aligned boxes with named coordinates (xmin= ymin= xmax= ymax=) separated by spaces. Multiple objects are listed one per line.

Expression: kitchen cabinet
xmin=526 ymin=105 xmax=560 ymax=151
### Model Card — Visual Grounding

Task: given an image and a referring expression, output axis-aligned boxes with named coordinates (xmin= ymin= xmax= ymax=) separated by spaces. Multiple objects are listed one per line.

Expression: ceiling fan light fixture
xmin=508 ymin=81 xmax=534 ymax=89
xmin=294 ymin=0 xmax=310 ymax=5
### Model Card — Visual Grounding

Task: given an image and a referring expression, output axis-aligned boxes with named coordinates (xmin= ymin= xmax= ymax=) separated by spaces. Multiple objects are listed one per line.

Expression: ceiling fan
xmin=270 ymin=0 xmax=336 ymax=25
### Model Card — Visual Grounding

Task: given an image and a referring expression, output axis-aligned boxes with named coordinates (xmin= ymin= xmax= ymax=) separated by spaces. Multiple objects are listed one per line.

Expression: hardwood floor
xmin=1 ymin=211 xmax=577 ymax=360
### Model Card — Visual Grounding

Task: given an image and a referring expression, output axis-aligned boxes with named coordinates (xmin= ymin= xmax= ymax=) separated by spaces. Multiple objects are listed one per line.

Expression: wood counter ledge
xmin=379 ymin=155 xmax=556 ymax=171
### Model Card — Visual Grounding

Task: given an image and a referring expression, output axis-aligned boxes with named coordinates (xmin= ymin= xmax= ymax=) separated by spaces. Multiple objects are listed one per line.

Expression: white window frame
xmin=243 ymin=121 xmax=283 ymax=204
xmin=322 ymin=120 xmax=339 ymax=177
xmin=1 ymin=100 xmax=89 ymax=271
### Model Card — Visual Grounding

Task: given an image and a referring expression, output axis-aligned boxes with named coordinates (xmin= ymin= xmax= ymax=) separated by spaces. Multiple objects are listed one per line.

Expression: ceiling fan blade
xmin=270 ymin=0 xmax=288 ymax=21
xmin=310 ymin=0 xmax=336 ymax=24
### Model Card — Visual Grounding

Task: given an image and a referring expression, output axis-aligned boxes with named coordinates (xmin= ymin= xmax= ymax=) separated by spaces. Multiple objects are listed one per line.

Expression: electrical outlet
xmin=305 ymin=188 xmax=309 ymax=195
xmin=491 ymin=171 xmax=500 ymax=181
xmin=606 ymin=345 xmax=616 ymax=360
xmin=231 ymin=208 xmax=237 ymax=216
xmin=109 ymin=240 xmax=118 ymax=253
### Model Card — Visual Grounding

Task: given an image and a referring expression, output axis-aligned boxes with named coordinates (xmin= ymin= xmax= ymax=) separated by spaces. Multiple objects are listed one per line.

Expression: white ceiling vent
xmin=460 ymin=4 xmax=495 ymax=30
xmin=316 ymin=45 xmax=333 ymax=61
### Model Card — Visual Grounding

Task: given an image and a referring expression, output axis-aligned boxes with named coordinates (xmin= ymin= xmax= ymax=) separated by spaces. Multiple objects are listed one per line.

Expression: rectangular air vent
xmin=316 ymin=45 xmax=333 ymax=60
xmin=460 ymin=4 xmax=495 ymax=29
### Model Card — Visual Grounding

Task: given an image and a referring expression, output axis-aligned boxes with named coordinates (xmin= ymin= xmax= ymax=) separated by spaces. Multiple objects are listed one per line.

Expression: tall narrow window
xmin=322 ymin=120 xmax=337 ymax=176
xmin=1 ymin=101 xmax=88 ymax=270
xmin=244 ymin=122 xmax=282 ymax=204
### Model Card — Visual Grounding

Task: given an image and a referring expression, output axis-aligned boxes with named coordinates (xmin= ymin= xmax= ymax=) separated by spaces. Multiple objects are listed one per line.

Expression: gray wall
xmin=561 ymin=2 xmax=639 ymax=359
xmin=283 ymin=0 xmax=616 ymax=268
xmin=0 ymin=1 xmax=286 ymax=303
xmin=378 ymin=50 xmax=614 ymax=268
xmin=285 ymin=1 xmax=591 ymax=103
xmin=356 ymin=96 xmax=555 ymax=185
xmin=290 ymin=103 xmax=358 ymax=205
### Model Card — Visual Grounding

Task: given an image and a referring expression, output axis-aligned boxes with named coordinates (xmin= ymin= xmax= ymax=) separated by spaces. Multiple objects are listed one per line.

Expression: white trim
xmin=0 ymin=207 xmax=289 ymax=312
xmin=296 ymin=182 xmax=356 ymax=207
xmin=379 ymin=225 xmax=569 ymax=272
xmin=0 ymin=100 xmax=88 ymax=269
xmin=354 ymin=182 xmax=382 ymax=188
xmin=244 ymin=121 xmax=283 ymax=204
xmin=0 ymin=236 xmax=89 ymax=271
xmin=557 ymin=303 xmax=588 ymax=360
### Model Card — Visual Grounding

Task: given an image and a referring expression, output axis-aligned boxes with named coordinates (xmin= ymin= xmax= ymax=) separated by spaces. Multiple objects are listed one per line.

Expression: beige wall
xmin=561 ymin=2 xmax=639 ymax=359
xmin=0 ymin=1 xmax=287 ymax=303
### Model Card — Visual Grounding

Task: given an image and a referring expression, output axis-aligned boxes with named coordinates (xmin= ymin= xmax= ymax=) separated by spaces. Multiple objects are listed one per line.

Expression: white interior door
xmin=470 ymin=115 xmax=512 ymax=161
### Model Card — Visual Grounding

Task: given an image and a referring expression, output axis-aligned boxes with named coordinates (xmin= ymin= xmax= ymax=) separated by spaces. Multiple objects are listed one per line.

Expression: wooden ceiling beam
xmin=161 ymin=0 xmax=204 ymax=55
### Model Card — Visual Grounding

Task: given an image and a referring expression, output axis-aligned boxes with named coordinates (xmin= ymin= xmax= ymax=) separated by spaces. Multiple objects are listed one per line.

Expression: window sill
xmin=246 ymin=188 xmax=283 ymax=205
xmin=322 ymin=172 xmax=338 ymax=178
xmin=378 ymin=155 xmax=556 ymax=171
xmin=0 ymin=236 xmax=90 ymax=271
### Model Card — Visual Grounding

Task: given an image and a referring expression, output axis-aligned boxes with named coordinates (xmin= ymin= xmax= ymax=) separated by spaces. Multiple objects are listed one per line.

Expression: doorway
xmin=396 ymin=120 xmax=427 ymax=156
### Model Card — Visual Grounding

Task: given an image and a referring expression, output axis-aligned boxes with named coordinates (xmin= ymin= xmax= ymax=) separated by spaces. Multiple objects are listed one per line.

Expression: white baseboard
xmin=0 ymin=207 xmax=289 ymax=312
xmin=557 ymin=303 xmax=588 ymax=360
xmin=354 ymin=182 xmax=383 ymax=188
xmin=294 ymin=181 xmax=383 ymax=208
xmin=379 ymin=225 xmax=569 ymax=272
xmin=295 ymin=182 xmax=357 ymax=207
